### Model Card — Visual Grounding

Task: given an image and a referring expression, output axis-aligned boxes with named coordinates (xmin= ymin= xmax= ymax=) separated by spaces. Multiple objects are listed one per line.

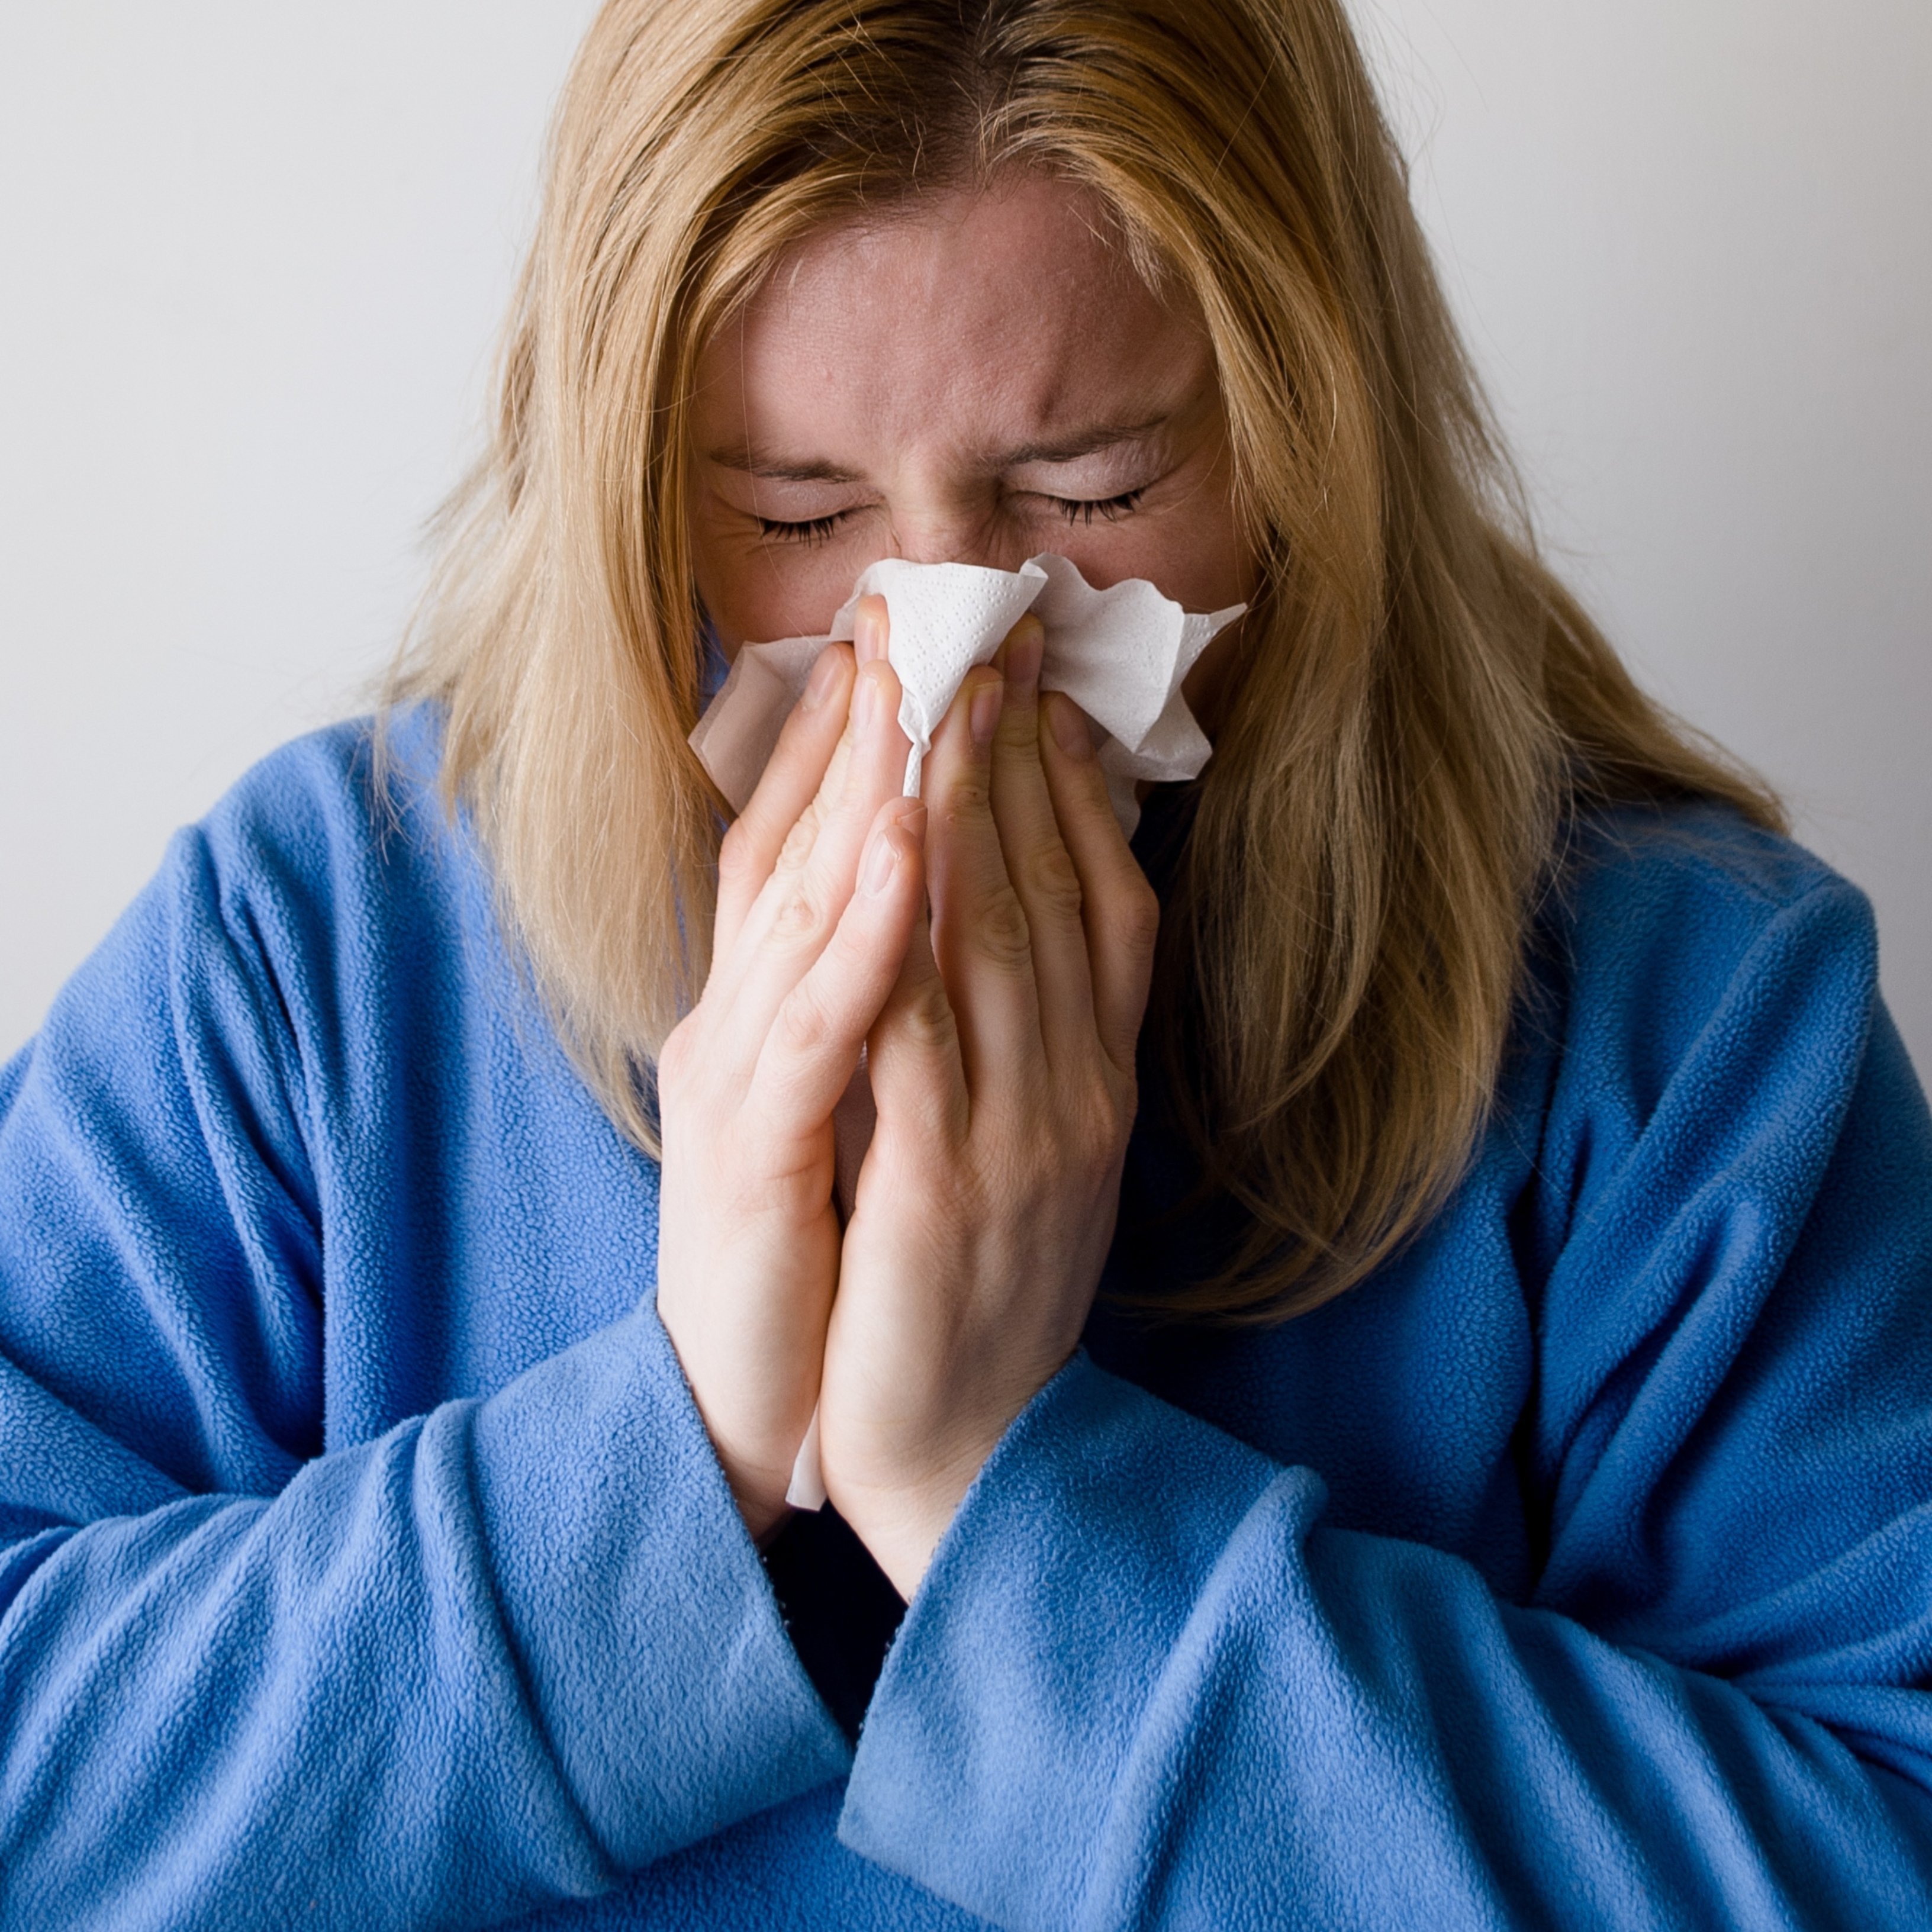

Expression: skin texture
xmin=658 ymin=175 xmax=1260 ymax=1596
xmin=687 ymin=174 xmax=1256 ymax=715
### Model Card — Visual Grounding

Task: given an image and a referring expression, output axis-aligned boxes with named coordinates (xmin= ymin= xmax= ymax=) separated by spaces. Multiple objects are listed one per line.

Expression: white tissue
xmin=690 ymin=552 xmax=1245 ymax=837
xmin=688 ymin=555 xmax=1245 ymax=1511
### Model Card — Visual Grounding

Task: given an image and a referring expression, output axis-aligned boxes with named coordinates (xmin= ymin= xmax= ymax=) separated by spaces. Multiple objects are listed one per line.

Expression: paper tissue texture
xmin=690 ymin=552 xmax=1245 ymax=836
xmin=689 ymin=555 xmax=1245 ymax=1509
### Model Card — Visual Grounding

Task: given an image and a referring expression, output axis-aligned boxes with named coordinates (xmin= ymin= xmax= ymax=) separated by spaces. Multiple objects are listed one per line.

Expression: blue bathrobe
xmin=2 ymin=707 xmax=1931 ymax=1930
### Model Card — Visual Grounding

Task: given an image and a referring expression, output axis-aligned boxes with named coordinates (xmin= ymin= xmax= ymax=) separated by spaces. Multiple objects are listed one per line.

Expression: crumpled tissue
xmin=691 ymin=552 xmax=1245 ymax=836
xmin=688 ymin=553 xmax=1245 ymax=1508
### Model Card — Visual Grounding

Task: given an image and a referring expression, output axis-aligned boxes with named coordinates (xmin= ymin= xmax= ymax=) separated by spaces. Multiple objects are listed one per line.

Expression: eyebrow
xmin=710 ymin=453 xmax=864 ymax=483
xmin=999 ymin=416 xmax=1171 ymax=466
xmin=707 ymin=414 xmax=1172 ymax=481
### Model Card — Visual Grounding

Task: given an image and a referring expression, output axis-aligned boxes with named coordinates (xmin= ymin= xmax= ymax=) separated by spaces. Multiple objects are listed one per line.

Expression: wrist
xmin=833 ymin=1453 xmax=986 ymax=1599
xmin=746 ymin=1497 xmax=794 ymax=1551
xmin=717 ymin=1449 xmax=799 ymax=1549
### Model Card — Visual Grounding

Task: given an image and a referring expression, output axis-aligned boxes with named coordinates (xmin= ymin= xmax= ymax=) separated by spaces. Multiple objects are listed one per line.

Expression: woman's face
xmin=688 ymin=173 xmax=1257 ymax=708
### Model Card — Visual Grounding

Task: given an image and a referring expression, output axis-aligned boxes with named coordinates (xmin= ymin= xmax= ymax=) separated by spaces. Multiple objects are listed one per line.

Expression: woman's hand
xmin=655 ymin=611 xmax=922 ymax=1544
xmin=819 ymin=613 xmax=1161 ymax=1597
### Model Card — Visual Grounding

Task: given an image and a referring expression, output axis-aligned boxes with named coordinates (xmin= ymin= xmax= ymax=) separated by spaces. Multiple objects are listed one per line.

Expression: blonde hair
xmin=392 ymin=0 xmax=1780 ymax=1322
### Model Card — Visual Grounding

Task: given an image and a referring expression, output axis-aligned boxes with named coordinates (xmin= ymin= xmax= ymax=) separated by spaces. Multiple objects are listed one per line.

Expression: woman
xmin=3 ymin=0 xmax=1930 ymax=1925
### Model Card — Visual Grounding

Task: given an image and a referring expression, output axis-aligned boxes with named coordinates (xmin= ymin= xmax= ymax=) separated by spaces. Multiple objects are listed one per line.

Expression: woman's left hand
xmin=817 ymin=613 xmax=1161 ymax=1598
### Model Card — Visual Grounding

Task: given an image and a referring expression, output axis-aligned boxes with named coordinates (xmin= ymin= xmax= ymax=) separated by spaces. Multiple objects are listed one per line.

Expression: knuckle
xmin=994 ymin=701 xmax=1039 ymax=752
xmin=1020 ymin=842 xmax=1084 ymax=922
xmin=774 ymin=984 xmax=839 ymax=1060
xmin=770 ymin=883 xmax=831 ymax=949
xmin=901 ymin=978 xmax=959 ymax=1053
xmin=1016 ymin=1128 xmax=1065 ymax=1193
xmin=1079 ymin=1084 xmax=1129 ymax=1163
xmin=938 ymin=772 xmax=991 ymax=826
xmin=975 ymin=886 xmax=1033 ymax=968
xmin=1045 ymin=1064 xmax=1119 ymax=1148
xmin=773 ymin=808 xmax=821 ymax=878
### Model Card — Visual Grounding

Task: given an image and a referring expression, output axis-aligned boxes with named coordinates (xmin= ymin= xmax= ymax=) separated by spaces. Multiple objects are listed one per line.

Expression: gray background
xmin=3 ymin=2 xmax=1927 ymax=1070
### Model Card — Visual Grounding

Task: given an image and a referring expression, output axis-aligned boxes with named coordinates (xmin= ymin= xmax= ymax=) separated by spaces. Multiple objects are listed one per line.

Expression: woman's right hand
xmin=654 ymin=607 xmax=922 ymax=1544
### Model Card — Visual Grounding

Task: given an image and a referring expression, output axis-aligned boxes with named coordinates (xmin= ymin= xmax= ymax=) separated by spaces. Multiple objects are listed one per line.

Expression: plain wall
xmin=0 ymin=2 xmax=603 ymax=1056
xmin=3 ymin=2 xmax=1928 ymax=1071
xmin=1360 ymin=0 xmax=1932 ymax=1071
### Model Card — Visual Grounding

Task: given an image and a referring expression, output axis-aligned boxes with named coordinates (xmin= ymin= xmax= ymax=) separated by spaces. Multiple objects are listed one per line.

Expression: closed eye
xmin=1049 ymin=488 xmax=1146 ymax=526
xmin=754 ymin=486 xmax=1148 ymax=545
xmin=755 ymin=511 xmax=849 ymax=546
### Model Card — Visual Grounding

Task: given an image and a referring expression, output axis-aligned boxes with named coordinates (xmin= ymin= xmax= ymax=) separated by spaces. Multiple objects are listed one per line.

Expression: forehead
xmin=695 ymin=175 xmax=1209 ymax=461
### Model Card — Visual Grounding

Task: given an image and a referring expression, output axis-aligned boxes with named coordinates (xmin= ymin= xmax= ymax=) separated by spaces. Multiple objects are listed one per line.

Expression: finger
xmin=1038 ymin=692 xmax=1161 ymax=1075
xmin=864 ymin=875 xmax=970 ymax=1153
xmin=852 ymin=591 xmax=890 ymax=665
xmin=751 ymin=796 xmax=928 ymax=1127
xmin=715 ymin=642 xmax=854 ymax=962
xmin=987 ymin=616 xmax=1102 ymax=1070
xmin=716 ymin=598 xmax=893 ymax=969
xmin=922 ymin=662 xmax=1046 ymax=1093
xmin=763 ymin=650 xmax=910 ymax=916
xmin=762 ymin=600 xmax=901 ymax=901
xmin=714 ymin=652 xmax=912 ymax=1053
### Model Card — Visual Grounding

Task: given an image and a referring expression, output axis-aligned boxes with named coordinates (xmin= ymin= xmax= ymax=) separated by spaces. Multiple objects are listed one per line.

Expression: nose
xmin=886 ymin=491 xmax=1032 ymax=572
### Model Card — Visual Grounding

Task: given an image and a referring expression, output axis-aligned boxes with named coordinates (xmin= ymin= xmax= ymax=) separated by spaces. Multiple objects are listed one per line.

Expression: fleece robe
xmin=2 ymin=708 xmax=1932 ymax=1931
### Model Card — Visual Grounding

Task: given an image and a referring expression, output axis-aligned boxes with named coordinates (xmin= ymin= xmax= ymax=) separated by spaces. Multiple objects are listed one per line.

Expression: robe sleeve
xmin=0 ymin=825 xmax=848 ymax=1929
xmin=842 ymin=865 xmax=1932 ymax=1928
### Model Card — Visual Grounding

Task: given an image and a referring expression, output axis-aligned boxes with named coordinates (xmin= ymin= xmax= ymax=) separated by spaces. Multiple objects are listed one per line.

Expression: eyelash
xmin=754 ymin=489 xmax=1148 ymax=546
xmin=1050 ymin=487 xmax=1147 ymax=527
xmin=755 ymin=513 xmax=846 ymax=546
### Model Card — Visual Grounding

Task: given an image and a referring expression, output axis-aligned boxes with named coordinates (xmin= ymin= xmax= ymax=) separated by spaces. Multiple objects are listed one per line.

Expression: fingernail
xmin=970 ymin=674 xmax=1004 ymax=751
xmin=861 ymin=824 xmax=901 ymax=896
xmin=854 ymin=667 xmax=879 ymax=730
xmin=803 ymin=647 xmax=842 ymax=710
xmin=1048 ymin=693 xmax=1093 ymax=759
xmin=1006 ymin=618 xmax=1043 ymax=699
xmin=855 ymin=598 xmax=888 ymax=665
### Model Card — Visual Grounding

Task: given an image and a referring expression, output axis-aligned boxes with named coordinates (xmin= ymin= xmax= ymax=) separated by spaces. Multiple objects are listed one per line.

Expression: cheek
xmin=689 ymin=517 xmax=876 ymax=650
xmin=1035 ymin=505 xmax=1254 ymax=619
xmin=1023 ymin=434 xmax=1255 ymax=616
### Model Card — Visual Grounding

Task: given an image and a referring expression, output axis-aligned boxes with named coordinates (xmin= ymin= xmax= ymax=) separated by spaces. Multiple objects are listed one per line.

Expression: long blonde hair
xmin=392 ymin=0 xmax=1779 ymax=1321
